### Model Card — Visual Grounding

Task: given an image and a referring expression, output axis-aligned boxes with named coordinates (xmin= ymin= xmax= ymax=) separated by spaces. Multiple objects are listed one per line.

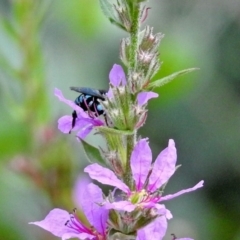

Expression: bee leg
xmin=83 ymin=98 xmax=94 ymax=118
xmin=93 ymin=103 xmax=100 ymax=117
xmin=70 ymin=110 xmax=77 ymax=134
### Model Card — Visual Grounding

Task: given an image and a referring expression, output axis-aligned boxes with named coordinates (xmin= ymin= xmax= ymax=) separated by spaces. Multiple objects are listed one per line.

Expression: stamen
xmin=171 ymin=233 xmax=177 ymax=240
xmin=83 ymin=98 xmax=95 ymax=118
xmin=64 ymin=220 xmax=69 ymax=226
xmin=93 ymin=103 xmax=100 ymax=117
xmin=64 ymin=210 xmax=93 ymax=235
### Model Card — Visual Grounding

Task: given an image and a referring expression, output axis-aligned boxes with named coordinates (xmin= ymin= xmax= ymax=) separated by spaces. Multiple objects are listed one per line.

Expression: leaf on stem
xmin=99 ymin=0 xmax=127 ymax=31
xmin=147 ymin=68 xmax=199 ymax=90
xmin=99 ymin=0 xmax=115 ymax=18
xmin=81 ymin=140 xmax=106 ymax=165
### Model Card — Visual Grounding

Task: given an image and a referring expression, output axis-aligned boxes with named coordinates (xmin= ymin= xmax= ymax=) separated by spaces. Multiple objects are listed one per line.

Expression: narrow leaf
xmin=97 ymin=126 xmax=134 ymax=136
xmin=81 ymin=140 xmax=105 ymax=165
xmin=99 ymin=0 xmax=116 ymax=20
xmin=110 ymin=19 xmax=127 ymax=31
xmin=147 ymin=68 xmax=199 ymax=90
xmin=99 ymin=0 xmax=126 ymax=31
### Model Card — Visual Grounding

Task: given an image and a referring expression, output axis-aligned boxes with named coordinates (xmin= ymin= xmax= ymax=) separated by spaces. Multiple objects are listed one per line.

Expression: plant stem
xmin=128 ymin=4 xmax=141 ymax=73
xmin=123 ymin=131 xmax=136 ymax=189
xmin=123 ymin=3 xmax=141 ymax=187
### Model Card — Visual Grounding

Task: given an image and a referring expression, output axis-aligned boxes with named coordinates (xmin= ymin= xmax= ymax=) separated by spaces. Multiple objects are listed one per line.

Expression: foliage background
xmin=0 ymin=0 xmax=240 ymax=239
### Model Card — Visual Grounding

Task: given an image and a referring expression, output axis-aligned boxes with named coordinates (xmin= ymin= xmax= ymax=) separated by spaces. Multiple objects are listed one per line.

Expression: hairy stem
xmin=128 ymin=4 xmax=141 ymax=73
xmin=123 ymin=131 xmax=136 ymax=189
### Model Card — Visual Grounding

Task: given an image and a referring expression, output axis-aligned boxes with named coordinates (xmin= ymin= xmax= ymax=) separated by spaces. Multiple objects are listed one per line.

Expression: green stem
xmin=128 ymin=4 xmax=141 ymax=73
xmin=123 ymin=3 xmax=141 ymax=187
xmin=123 ymin=131 xmax=136 ymax=189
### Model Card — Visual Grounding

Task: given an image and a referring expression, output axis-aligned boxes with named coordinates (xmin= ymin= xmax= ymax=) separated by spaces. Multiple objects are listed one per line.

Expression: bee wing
xmin=70 ymin=87 xmax=106 ymax=99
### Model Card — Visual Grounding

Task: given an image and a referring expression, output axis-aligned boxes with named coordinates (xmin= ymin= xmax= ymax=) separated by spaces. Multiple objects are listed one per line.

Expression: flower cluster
xmin=30 ymin=1 xmax=203 ymax=239
xmin=30 ymin=64 xmax=203 ymax=240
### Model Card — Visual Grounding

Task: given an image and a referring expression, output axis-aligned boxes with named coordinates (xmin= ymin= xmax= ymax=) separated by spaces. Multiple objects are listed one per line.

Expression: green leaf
xmin=81 ymin=140 xmax=105 ymax=165
xmin=99 ymin=0 xmax=116 ymax=20
xmin=99 ymin=0 xmax=127 ymax=31
xmin=109 ymin=18 xmax=127 ymax=31
xmin=97 ymin=126 xmax=134 ymax=136
xmin=147 ymin=68 xmax=199 ymax=90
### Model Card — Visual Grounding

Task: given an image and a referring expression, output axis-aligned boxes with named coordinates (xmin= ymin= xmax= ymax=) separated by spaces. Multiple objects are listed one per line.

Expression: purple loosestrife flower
xmin=55 ymin=65 xmax=157 ymax=139
xmin=137 ymin=216 xmax=194 ymax=240
xmin=137 ymin=91 xmax=158 ymax=106
xmin=84 ymin=139 xmax=203 ymax=212
xmin=109 ymin=64 xmax=127 ymax=87
xmin=54 ymin=88 xmax=104 ymax=139
xmin=175 ymin=238 xmax=193 ymax=240
xmin=107 ymin=64 xmax=158 ymax=104
xmin=30 ymin=182 xmax=109 ymax=240
xmin=136 ymin=214 xmax=168 ymax=240
xmin=85 ymin=139 xmax=202 ymax=240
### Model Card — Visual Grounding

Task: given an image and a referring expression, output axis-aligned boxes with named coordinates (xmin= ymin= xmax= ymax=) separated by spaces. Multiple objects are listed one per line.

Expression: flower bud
xmin=120 ymin=38 xmax=130 ymax=66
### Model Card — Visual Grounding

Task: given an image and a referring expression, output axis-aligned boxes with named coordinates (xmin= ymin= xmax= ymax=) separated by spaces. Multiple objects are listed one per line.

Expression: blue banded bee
xmin=70 ymin=87 xmax=107 ymax=132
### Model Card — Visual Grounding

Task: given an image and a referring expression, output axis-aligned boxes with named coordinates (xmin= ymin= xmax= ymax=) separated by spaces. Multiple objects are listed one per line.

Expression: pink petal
xmin=137 ymin=216 xmax=168 ymax=240
xmin=106 ymin=88 xmax=113 ymax=99
xmin=73 ymin=176 xmax=90 ymax=210
xmin=165 ymin=208 xmax=173 ymax=220
xmin=140 ymin=201 xmax=157 ymax=208
xmin=105 ymin=201 xmax=136 ymax=212
xmin=58 ymin=116 xmax=73 ymax=134
xmin=84 ymin=163 xmax=130 ymax=193
xmin=130 ymin=138 xmax=152 ymax=191
xmin=148 ymin=139 xmax=177 ymax=192
xmin=160 ymin=180 xmax=204 ymax=202
xmin=29 ymin=208 xmax=92 ymax=240
xmin=79 ymin=183 xmax=109 ymax=235
xmin=54 ymin=88 xmax=83 ymax=113
xmin=58 ymin=114 xmax=103 ymax=138
xmin=109 ymin=64 xmax=126 ymax=86
xmin=76 ymin=124 xmax=93 ymax=139
xmin=62 ymin=232 xmax=94 ymax=240
xmin=177 ymin=238 xmax=194 ymax=240
xmin=29 ymin=209 xmax=70 ymax=237
xmin=155 ymin=204 xmax=173 ymax=219
xmin=87 ymin=118 xmax=105 ymax=126
xmin=137 ymin=91 xmax=158 ymax=106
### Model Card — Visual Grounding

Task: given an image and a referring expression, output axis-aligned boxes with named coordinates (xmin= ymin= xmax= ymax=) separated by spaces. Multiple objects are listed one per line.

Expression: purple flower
xmin=107 ymin=64 xmax=158 ymax=105
xmin=176 ymin=239 xmax=194 ymax=240
xmin=138 ymin=219 xmax=194 ymax=240
xmin=137 ymin=214 xmax=195 ymax=240
xmin=30 ymin=182 xmax=109 ymax=240
xmin=137 ymin=91 xmax=158 ymax=106
xmin=109 ymin=64 xmax=127 ymax=87
xmin=54 ymin=88 xmax=104 ymax=139
xmin=136 ymin=216 xmax=168 ymax=240
xmin=106 ymin=64 xmax=126 ymax=99
xmin=84 ymin=139 xmax=204 ymax=212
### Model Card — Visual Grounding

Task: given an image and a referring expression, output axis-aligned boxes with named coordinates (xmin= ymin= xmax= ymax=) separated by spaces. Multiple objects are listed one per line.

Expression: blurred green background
xmin=0 ymin=0 xmax=240 ymax=239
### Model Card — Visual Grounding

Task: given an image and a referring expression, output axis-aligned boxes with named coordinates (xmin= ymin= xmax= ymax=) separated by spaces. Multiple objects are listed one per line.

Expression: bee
xmin=70 ymin=87 xmax=107 ymax=131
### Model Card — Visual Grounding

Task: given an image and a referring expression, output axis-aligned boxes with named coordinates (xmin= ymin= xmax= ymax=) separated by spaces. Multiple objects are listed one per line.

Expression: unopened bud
xmin=135 ymin=111 xmax=148 ymax=129
xmin=120 ymin=39 xmax=130 ymax=65
xmin=114 ymin=4 xmax=131 ymax=32
xmin=138 ymin=50 xmax=154 ymax=64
